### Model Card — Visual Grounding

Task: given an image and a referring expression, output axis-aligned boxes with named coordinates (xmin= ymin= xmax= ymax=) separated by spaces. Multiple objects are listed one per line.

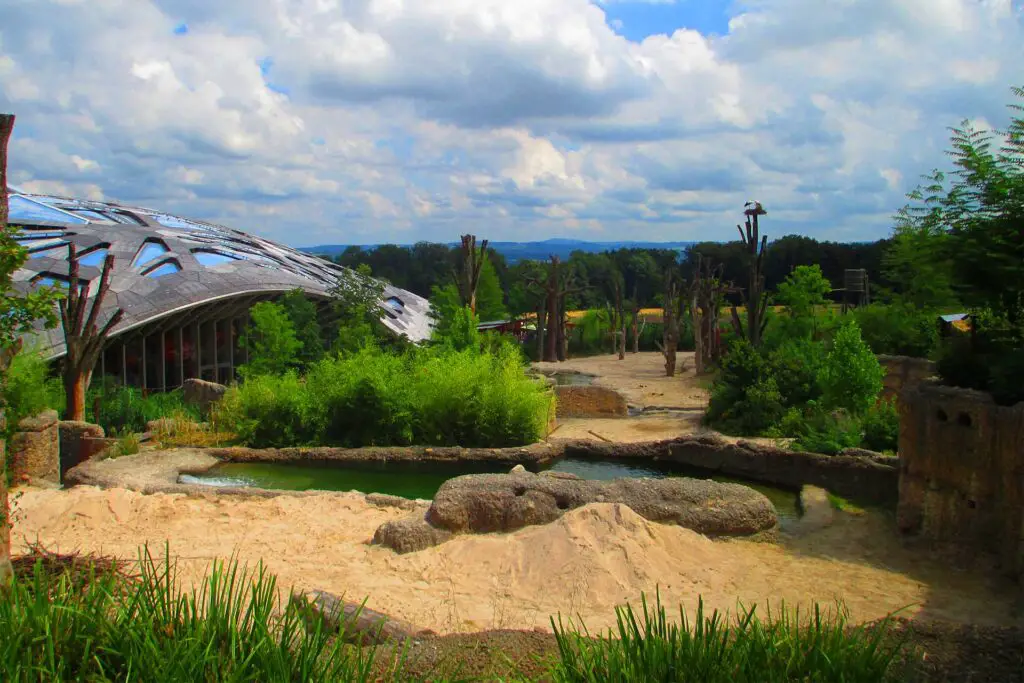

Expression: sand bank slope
xmin=11 ymin=486 xmax=1017 ymax=634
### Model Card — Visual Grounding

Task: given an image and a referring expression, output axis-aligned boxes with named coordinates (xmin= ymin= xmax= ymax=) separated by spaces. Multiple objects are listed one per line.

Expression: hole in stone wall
xmin=513 ymin=486 xmax=526 ymax=497
xmin=555 ymin=497 xmax=570 ymax=510
xmin=967 ymin=499 xmax=977 ymax=509
xmin=936 ymin=409 xmax=948 ymax=422
xmin=957 ymin=413 xmax=973 ymax=427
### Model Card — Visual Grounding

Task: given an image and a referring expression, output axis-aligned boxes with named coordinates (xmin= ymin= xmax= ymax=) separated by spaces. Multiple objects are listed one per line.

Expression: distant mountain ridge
xmin=301 ymin=237 xmax=696 ymax=263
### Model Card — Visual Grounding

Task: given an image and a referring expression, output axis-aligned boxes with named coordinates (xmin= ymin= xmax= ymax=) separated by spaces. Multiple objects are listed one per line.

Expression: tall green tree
xmin=895 ymin=85 xmax=1024 ymax=332
xmin=280 ymin=289 xmax=325 ymax=368
xmin=331 ymin=264 xmax=385 ymax=355
xmin=474 ymin=257 xmax=508 ymax=322
xmin=240 ymin=301 xmax=301 ymax=377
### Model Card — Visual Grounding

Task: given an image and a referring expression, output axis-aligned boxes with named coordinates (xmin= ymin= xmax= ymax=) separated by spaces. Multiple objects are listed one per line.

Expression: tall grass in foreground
xmin=0 ymin=548 xmax=396 ymax=682
xmin=550 ymin=592 xmax=904 ymax=683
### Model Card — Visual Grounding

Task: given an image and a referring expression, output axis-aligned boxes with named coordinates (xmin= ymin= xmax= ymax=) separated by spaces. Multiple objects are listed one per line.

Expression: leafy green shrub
xmin=788 ymin=407 xmax=864 ymax=455
xmin=861 ymin=398 xmax=899 ymax=453
xmin=218 ymin=344 xmax=553 ymax=448
xmin=766 ymin=340 xmax=824 ymax=407
xmin=819 ymin=320 xmax=884 ymax=416
xmin=240 ymin=301 xmax=302 ymax=377
xmin=853 ymin=303 xmax=939 ymax=358
xmin=3 ymin=349 xmax=63 ymax=435
xmin=216 ymin=372 xmax=314 ymax=448
xmin=550 ymin=592 xmax=904 ymax=683
xmin=86 ymin=381 xmax=199 ymax=435
xmin=1 ymin=550 xmax=388 ymax=681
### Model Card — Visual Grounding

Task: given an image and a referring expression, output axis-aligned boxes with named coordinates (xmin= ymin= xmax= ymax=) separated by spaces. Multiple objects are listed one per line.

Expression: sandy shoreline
xmin=12 ymin=485 xmax=1018 ymax=634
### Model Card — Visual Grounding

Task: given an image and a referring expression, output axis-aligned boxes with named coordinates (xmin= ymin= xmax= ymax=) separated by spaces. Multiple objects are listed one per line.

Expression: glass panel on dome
xmin=29 ymin=244 xmax=69 ymax=259
xmin=21 ymin=237 xmax=67 ymax=251
xmin=132 ymin=239 xmax=170 ymax=267
xmin=144 ymin=260 xmax=182 ymax=278
xmin=193 ymin=250 xmax=241 ymax=266
xmin=15 ymin=231 xmax=66 ymax=241
xmin=73 ymin=210 xmax=117 ymax=224
xmin=384 ymin=296 xmax=404 ymax=311
xmin=8 ymin=195 xmax=88 ymax=224
xmin=78 ymin=247 xmax=109 ymax=267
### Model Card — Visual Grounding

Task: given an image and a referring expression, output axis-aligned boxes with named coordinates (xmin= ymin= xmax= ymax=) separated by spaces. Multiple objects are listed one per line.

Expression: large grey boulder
xmin=374 ymin=470 xmax=778 ymax=553
xmin=182 ymin=378 xmax=227 ymax=413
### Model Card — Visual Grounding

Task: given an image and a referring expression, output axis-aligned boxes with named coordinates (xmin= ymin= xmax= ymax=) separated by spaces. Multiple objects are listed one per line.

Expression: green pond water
xmin=182 ymin=458 xmax=800 ymax=522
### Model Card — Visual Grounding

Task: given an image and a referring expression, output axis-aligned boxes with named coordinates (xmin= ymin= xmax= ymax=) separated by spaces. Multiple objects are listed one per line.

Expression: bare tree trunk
xmin=659 ymin=271 xmax=682 ymax=377
xmin=65 ymin=371 xmax=88 ymax=422
xmin=0 ymin=407 xmax=11 ymax=584
xmin=60 ymin=244 xmax=125 ymax=421
xmin=0 ymin=114 xmax=15 ymax=583
xmin=631 ymin=285 xmax=640 ymax=353
xmin=454 ymin=234 xmax=489 ymax=314
xmin=556 ymin=295 xmax=568 ymax=362
xmin=535 ymin=302 xmax=545 ymax=361
xmin=730 ymin=203 xmax=769 ymax=347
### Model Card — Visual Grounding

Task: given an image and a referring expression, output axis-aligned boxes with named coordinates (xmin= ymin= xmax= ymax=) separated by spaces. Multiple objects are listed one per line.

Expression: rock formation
xmin=374 ymin=468 xmax=778 ymax=553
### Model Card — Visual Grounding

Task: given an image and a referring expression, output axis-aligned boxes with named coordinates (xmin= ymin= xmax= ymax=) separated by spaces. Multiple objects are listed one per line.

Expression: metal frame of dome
xmin=7 ymin=189 xmax=434 ymax=377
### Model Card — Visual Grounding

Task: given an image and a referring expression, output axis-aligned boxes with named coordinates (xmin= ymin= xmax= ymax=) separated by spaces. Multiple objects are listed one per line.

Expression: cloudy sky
xmin=2 ymin=0 xmax=1021 ymax=247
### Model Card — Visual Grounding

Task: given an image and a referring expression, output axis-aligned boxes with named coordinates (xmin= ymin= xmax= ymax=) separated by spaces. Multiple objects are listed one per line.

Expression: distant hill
xmin=301 ymin=238 xmax=695 ymax=263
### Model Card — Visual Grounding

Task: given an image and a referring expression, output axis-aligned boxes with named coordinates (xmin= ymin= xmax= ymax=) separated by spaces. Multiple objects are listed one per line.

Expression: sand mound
xmin=402 ymin=503 xmax=750 ymax=621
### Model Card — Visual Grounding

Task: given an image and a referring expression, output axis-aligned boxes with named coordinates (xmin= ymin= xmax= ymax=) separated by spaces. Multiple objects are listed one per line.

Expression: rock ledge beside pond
xmin=373 ymin=468 xmax=779 ymax=553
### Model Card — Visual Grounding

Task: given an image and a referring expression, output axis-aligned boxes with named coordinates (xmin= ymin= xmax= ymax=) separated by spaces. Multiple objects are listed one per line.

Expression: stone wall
xmin=554 ymin=385 xmax=628 ymax=418
xmin=878 ymin=354 xmax=936 ymax=403
xmin=897 ymin=381 xmax=1024 ymax=578
xmin=563 ymin=435 xmax=899 ymax=505
xmin=9 ymin=410 xmax=60 ymax=484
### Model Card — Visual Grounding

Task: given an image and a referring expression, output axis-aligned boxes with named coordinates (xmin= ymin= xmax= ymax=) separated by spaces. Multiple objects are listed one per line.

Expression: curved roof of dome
xmin=7 ymin=188 xmax=433 ymax=359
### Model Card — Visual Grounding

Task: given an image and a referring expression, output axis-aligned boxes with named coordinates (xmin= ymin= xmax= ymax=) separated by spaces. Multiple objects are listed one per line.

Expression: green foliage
xmin=218 ymin=345 xmax=553 ymax=448
xmin=475 ymin=256 xmax=508 ymax=322
xmin=428 ymin=283 xmax=465 ymax=341
xmin=86 ymin=380 xmax=199 ymax=435
xmin=240 ymin=301 xmax=301 ymax=377
xmin=280 ymin=288 xmax=325 ymax=367
xmin=819 ymin=320 xmax=884 ymax=416
xmin=853 ymin=303 xmax=939 ymax=358
xmin=786 ymin=407 xmax=864 ymax=456
xmin=0 ymin=227 xmax=60 ymax=355
xmin=331 ymin=263 xmax=387 ymax=355
xmin=2 ymin=349 xmax=62 ymax=436
xmin=434 ymin=306 xmax=481 ymax=352
xmin=706 ymin=340 xmax=784 ymax=435
xmin=766 ymin=340 xmax=825 ymax=407
xmin=862 ymin=398 xmax=899 ymax=453
xmin=0 ymin=550 xmax=390 ymax=681
xmin=935 ymin=313 xmax=1024 ymax=405
xmin=216 ymin=372 xmax=313 ymax=448
xmin=550 ymin=592 xmax=904 ymax=683
xmin=775 ymin=265 xmax=831 ymax=317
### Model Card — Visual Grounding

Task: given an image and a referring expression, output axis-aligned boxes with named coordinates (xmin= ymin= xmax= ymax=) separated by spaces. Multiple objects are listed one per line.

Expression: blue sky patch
xmin=600 ymin=0 xmax=732 ymax=41
xmin=172 ymin=22 xmax=188 ymax=35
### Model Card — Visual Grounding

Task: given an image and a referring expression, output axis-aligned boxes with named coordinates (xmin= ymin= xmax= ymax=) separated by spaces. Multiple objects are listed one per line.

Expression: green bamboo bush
xmin=549 ymin=592 xmax=904 ymax=683
xmin=0 ymin=548 xmax=395 ymax=681
xmin=217 ymin=344 xmax=554 ymax=448
xmin=86 ymin=380 xmax=201 ymax=435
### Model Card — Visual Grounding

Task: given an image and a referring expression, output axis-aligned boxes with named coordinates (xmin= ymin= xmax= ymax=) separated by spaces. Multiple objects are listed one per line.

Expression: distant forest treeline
xmin=327 ymin=235 xmax=893 ymax=321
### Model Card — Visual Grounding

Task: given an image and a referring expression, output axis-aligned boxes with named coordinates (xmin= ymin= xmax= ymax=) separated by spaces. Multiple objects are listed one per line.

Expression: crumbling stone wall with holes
xmin=897 ymin=381 xmax=1024 ymax=578
xmin=877 ymin=354 xmax=936 ymax=404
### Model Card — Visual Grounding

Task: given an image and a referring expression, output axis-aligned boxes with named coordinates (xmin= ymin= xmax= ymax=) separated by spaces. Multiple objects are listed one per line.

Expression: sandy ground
xmin=12 ymin=487 xmax=1019 ymax=634
xmin=534 ymin=351 xmax=709 ymax=410
xmin=536 ymin=352 xmax=783 ymax=445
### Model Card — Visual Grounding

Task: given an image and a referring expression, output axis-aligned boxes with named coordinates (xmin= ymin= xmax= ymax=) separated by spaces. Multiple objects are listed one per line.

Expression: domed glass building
xmin=7 ymin=186 xmax=432 ymax=389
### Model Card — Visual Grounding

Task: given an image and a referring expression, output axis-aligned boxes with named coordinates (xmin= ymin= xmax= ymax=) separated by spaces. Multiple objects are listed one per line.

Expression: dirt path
xmin=12 ymin=487 xmax=1019 ymax=635
xmin=534 ymin=351 xmax=709 ymax=410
